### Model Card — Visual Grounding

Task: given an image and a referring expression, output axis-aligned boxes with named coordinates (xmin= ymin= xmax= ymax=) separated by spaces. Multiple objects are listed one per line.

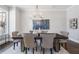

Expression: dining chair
xmin=41 ymin=34 xmax=54 ymax=54
xmin=23 ymin=33 xmax=36 ymax=54
xmin=60 ymin=31 xmax=69 ymax=50
xmin=12 ymin=31 xmax=19 ymax=49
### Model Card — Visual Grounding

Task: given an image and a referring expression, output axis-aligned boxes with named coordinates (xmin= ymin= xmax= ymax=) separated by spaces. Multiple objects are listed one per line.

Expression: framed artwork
xmin=70 ymin=18 xmax=78 ymax=29
xmin=33 ymin=19 xmax=49 ymax=30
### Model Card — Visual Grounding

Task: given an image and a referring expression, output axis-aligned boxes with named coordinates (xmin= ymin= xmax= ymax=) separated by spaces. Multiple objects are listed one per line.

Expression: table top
xmin=34 ymin=33 xmax=68 ymax=39
xmin=15 ymin=33 xmax=68 ymax=39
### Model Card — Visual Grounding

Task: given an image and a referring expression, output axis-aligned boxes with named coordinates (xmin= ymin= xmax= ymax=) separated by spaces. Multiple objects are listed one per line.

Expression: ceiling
xmin=11 ymin=5 xmax=72 ymax=11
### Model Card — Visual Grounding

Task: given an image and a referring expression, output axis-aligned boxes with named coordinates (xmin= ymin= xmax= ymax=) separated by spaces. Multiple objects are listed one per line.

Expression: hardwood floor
xmin=63 ymin=40 xmax=79 ymax=54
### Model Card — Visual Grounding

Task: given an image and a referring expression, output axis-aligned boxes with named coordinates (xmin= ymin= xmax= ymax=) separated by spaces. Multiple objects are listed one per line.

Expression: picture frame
xmin=70 ymin=18 xmax=78 ymax=29
xmin=33 ymin=19 xmax=49 ymax=30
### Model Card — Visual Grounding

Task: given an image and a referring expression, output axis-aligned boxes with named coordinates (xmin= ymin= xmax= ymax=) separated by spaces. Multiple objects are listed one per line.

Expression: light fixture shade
xmin=33 ymin=5 xmax=43 ymax=20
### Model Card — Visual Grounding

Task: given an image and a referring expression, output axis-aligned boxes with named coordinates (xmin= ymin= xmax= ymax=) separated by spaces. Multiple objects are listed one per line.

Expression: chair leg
xmin=13 ymin=43 xmax=15 ymax=49
xmin=43 ymin=48 xmax=45 ymax=54
xmin=50 ymin=48 xmax=53 ymax=54
xmin=22 ymin=47 xmax=25 ymax=52
xmin=41 ymin=47 xmax=42 ymax=51
xmin=61 ymin=43 xmax=63 ymax=46
xmin=65 ymin=43 xmax=67 ymax=50
xmin=25 ymin=48 xmax=27 ymax=54
xmin=32 ymin=48 xmax=34 ymax=54
xmin=59 ymin=43 xmax=60 ymax=50
xmin=36 ymin=47 xmax=37 ymax=51
xmin=28 ymin=48 xmax=30 ymax=50
xmin=16 ymin=42 xmax=18 ymax=46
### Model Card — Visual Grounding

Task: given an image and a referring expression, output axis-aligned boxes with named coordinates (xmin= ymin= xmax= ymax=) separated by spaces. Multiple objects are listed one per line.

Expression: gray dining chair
xmin=60 ymin=31 xmax=69 ymax=50
xmin=41 ymin=34 xmax=55 ymax=54
xmin=12 ymin=31 xmax=19 ymax=49
xmin=23 ymin=33 xmax=36 ymax=54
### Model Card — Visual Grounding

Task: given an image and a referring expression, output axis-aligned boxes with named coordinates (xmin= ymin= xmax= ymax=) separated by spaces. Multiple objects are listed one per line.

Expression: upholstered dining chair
xmin=23 ymin=33 xmax=36 ymax=54
xmin=12 ymin=31 xmax=19 ymax=49
xmin=60 ymin=31 xmax=69 ymax=37
xmin=41 ymin=34 xmax=54 ymax=54
xmin=60 ymin=31 xmax=69 ymax=50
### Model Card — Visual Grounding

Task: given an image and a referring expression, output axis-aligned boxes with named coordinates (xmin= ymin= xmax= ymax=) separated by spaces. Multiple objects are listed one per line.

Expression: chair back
xmin=60 ymin=31 xmax=69 ymax=37
xmin=60 ymin=31 xmax=69 ymax=43
xmin=12 ymin=31 xmax=18 ymax=37
xmin=42 ymin=34 xmax=54 ymax=48
xmin=23 ymin=33 xmax=35 ymax=48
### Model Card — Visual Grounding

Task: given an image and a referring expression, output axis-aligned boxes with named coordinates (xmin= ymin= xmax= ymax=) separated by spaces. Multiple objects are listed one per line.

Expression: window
xmin=0 ymin=7 xmax=9 ymax=42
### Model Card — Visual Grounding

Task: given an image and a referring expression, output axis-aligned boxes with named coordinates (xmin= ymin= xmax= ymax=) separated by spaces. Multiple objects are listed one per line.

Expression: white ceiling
xmin=12 ymin=5 xmax=72 ymax=11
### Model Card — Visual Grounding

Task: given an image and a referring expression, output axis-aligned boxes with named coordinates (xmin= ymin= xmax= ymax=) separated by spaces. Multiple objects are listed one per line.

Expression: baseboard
xmin=69 ymin=37 xmax=79 ymax=43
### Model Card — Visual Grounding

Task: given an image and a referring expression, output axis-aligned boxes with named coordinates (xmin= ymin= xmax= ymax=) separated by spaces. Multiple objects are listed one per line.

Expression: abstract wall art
xmin=33 ymin=19 xmax=49 ymax=30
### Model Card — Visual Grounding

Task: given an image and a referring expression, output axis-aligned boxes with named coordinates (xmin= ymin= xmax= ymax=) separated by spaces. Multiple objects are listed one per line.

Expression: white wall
xmin=9 ymin=7 xmax=21 ymax=37
xmin=9 ymin=7 xmax=16 ymax=35
xmin=0 ymin=5 xmax=9 ymax=11
xmin=67 ymin=6 xmax=79 ymax=43
xmin=20 ymin=9 xmax=67 ymax=33
xmin=16 ymin=8 xmax=21 ymax=32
